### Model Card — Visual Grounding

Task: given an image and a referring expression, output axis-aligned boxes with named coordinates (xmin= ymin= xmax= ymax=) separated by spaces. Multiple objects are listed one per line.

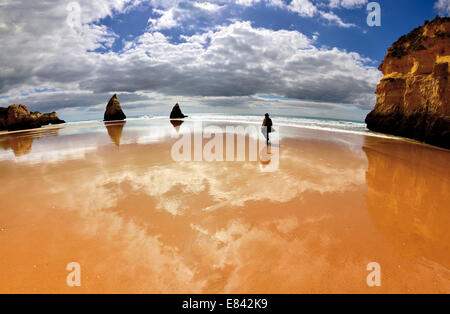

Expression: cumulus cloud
xmin=328 ymin=0 xmax=368 ymax=9
xmin=288 ymin=0 xmax=318 ymax=17
xmin=85 ymin=21 xmax=380 ymax=108
xmin=0 ymin=0 xmax=143 ymax=93
xmin=435 ymin=0 xmax=450 ymax=15
xmin=247 ymin=0 xmax=358 ymax=27
xmin=0 ymin=0 xmax=381 ymax=116
xmin=193 ymin=1 xmax=225 ymax=12
xmin=148 ymin=0 xmax=357 ymax=31
xmin=319 ymin=11 xmax=356 ymax=28
xmin=148 ymin=1 xmax=228 ymax=31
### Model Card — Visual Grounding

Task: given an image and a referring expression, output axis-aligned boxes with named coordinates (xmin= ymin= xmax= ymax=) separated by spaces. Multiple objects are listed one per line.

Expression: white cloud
xmin=149 ymin=8 xmax=179 ymax=30
xmin=193 ymin=1 xmax=224 ymax=12
xmin=288 ymin=0 xmax=318 ymax=17
xmin=435 ymin=0 xmax=450 ymax=15
xmin=276 ymin=0 xmax=358 ymax=28
xmin=234 ymin=0 xmax=261 ymax=7
xmin=0 ymin=0 xmax=381 ymax=117
xmin=329 ymin=0 xmax=368 ymax=9
xmin=85 ymin=21 xmax=379 ymax=107
xmin=148 ymin=1 xmax=228 ymax=31
xmin=319 ymin=11 xmax=356 ymax=28
xmin=148 ymin=0 xmax=357 ymax=30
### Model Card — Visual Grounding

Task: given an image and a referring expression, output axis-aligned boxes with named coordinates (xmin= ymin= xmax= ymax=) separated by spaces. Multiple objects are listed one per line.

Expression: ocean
xmin=119 ymin=114 xmax=397 ymax=139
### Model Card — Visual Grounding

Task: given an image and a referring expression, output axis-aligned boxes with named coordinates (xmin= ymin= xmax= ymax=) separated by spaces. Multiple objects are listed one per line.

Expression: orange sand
xmin=0 ymin=120 xmax=449 ymax=294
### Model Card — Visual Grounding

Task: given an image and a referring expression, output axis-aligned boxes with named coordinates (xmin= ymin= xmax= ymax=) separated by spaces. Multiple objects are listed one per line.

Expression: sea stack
xmin=365 ymin=16 xmax=450 ymax=149
xmin=104 ymin=94 xmax=126 ymax=121
xmin=0 ymin=104 xmax=65 ymax=131
xmin=170 ymin=103 xmax=187 ymax=119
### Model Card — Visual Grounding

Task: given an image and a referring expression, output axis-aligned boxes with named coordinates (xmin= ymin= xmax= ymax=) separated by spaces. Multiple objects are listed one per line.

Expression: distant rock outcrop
xmin=39 ymin=112 xmax=65 ymax=126
xmin=104 ymin=94 xmax=126 ymax=121
xmin=0 ymin=104 xmax=65 ymax=131
xmin=7 ymin=105 xmax=40 ymax=131
xmin=366 ymin=16 xmax=450 ymax=149
xmin=170 ymin=103 xmax=187 ymax=119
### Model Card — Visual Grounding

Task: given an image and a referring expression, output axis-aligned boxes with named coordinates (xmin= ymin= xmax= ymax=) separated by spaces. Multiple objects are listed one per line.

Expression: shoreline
xmin=1 ymin=116 xmax=447 ymax=152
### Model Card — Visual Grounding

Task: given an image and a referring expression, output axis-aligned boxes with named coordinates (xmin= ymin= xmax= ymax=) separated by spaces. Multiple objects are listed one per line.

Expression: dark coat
xmin=263 ymin=117 xmax=273 ymax=133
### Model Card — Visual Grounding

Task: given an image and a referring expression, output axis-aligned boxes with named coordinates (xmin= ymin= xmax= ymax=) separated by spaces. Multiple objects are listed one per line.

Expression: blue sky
xmin=0 ymin=0 xmax=448 ymax=122
xmin=99 ymin=0 xmax=442 ymax=63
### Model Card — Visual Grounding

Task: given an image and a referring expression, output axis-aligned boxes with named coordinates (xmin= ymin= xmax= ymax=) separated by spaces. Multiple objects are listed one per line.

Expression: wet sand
xmin=0 ymin=119 xmax=449 ymax=294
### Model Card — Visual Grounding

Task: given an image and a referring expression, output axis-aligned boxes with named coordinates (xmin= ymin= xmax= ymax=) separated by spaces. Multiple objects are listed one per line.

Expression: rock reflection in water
xmin=105 ymin=121 xmax=126 ymax=147
xmin=363 ymin=137 xmax=450 ymax=269
xmin=170 ymin=120 xmax=184 ymax=133
xmin=0 ymin=128 xmax=60 ymax=157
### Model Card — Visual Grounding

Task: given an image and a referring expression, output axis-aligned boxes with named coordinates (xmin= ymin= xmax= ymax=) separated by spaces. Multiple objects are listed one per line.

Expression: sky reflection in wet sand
xmin=0 ymin=120 xmax=449 ymax=293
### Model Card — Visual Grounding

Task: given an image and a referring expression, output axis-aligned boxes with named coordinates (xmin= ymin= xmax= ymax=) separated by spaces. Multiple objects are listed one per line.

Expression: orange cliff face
xmin=366 ymin=16 xmax=450 ymax=149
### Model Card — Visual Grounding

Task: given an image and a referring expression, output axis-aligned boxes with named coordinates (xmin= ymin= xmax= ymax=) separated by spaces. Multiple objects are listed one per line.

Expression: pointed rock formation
xmin=366 ymin=16 xmax=450 ymax=149
xmin=104 ymin=94 xmax=126 ymax=122
xmin=170 ymin=103 xmax=187 ymax=119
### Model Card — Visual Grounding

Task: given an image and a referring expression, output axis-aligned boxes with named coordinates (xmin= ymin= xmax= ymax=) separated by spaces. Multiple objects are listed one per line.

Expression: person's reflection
xmin=259 ymin=144 xmax=272 ymax=171
xmin=259 ymin=145 xmax=272 ymax=167
xmin=105 ymin=121 xmax=126 ymax=147
xmin=170 ymin=120 xmax=184 ymax=133
xmin=363 ymin=137 xmax=450 ymax=268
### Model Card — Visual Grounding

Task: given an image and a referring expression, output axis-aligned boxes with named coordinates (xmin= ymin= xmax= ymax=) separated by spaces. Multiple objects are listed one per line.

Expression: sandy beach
xmin=0 ymin=119 xmax=449 ymax=294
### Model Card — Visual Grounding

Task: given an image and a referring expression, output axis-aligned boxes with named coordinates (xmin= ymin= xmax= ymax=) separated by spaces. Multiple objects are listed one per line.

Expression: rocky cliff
xmin=366 ymin=16 xmax=450 ymax=149
xmin=104 ymin=94 xmax=126 ymax=121
xmin=0 ymin=104 xmax=65 ymax=131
